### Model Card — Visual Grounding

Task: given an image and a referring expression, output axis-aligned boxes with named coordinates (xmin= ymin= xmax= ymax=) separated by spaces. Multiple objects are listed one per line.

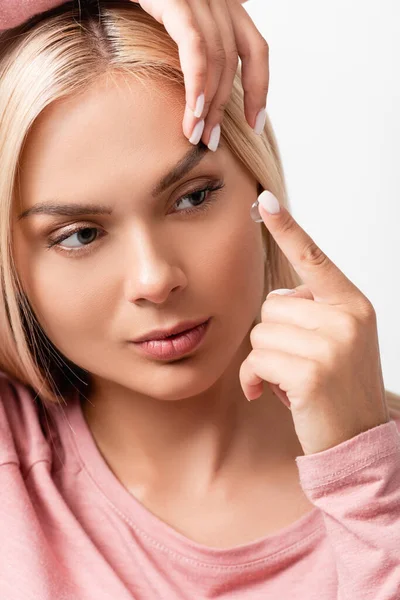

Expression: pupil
xmin=78 ymin=228 xmax=96 ymax=244
xmin=191 ymin=190 xmax=205 ymax=206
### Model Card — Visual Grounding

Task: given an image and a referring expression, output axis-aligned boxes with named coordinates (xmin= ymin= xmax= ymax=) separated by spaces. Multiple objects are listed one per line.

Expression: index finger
xmin=257 ymin=191 xmax=361 ymax=305
xmin=136 ymin=0 xmax=207 ymax=114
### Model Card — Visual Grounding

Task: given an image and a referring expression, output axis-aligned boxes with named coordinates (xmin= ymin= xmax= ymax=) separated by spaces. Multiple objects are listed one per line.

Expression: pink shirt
xmin=1 ymin=369 xmax=400 ymax=599
xmin=0 ymin=0 xmax=65 ymax=30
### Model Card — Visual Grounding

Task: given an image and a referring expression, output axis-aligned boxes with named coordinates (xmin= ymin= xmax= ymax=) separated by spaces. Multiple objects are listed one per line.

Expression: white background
xmin=244 ymin=0 xmax=399 ymax=395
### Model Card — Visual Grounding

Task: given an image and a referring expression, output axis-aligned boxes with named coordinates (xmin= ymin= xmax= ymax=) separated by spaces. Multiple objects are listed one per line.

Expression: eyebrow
xmin=17 ymin=142 xmax=210 ymax=221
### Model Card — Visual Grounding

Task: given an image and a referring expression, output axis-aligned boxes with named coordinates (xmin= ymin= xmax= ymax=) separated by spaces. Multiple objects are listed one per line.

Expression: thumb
xmin=267 ymin=284 xmax=314 ymax=301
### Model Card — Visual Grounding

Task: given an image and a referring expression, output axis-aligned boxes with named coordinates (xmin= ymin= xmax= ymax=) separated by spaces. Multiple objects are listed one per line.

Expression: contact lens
xmin=250 ymin=199 xmax=263 ymax=223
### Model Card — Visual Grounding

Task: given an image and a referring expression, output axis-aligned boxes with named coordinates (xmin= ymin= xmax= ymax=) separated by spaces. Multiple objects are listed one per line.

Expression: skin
xmin=12 ymin=73 xmax=313 ymax=547
xmin=1 ymin=0 xmax=268 ymax=148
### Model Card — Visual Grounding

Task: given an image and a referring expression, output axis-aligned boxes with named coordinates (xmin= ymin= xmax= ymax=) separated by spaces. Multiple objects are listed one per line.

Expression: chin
xmin=101 ymin=355 xmax=224 ymax=402
xmin=146 ymin=364 xmax=222 ymax=402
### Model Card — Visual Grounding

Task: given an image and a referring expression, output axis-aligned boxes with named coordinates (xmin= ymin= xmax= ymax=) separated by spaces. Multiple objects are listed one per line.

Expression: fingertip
xmin=193 ymin=92 xmax=205 ymax=118
xmin=258 ymin=190 xmax=281 ymax=215
xmin=253 ymin=107 xmax=267 ymax=135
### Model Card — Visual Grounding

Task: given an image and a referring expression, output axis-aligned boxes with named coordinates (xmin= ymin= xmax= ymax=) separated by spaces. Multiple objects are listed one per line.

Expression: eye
xmin=46 ymin=226 xmax=103 ymax=254
xmin=46 ymin=179 xmax=225 ymax=256
xmin=57 ymin=227 xmax=98 ymax=248
xmin=174 ymin=181 xmax=223 ymax=213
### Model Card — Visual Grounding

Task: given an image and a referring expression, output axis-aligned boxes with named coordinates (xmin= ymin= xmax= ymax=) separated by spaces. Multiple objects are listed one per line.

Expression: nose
xmin=124 ymin=231 xmax=187 ymax=305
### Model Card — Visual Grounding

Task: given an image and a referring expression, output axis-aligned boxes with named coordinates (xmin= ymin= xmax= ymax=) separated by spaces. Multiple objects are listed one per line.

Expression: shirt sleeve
xmin=295 ymin=418 xmax=400 ymax=600
xmin=0 ymin=0 xmax=64 ymax=31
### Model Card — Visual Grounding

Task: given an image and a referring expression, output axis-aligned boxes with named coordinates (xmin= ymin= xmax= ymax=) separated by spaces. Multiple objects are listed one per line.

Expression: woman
xmin=0 ymin=2 xmax=399 ymax=599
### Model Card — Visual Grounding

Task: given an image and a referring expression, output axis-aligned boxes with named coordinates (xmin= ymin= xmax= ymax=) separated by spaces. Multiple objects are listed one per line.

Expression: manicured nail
xmin=207 ymin=124 xmax=221 ymax=152
xmin=189 ymin=119 xmax=205 ymax=145
xmin=258 ymin=190 xmax=280 ymax=215
xmin=267 ymin=289 xmax=296 ymax=298
xmin=193 ymin=92 xmax=205 ymax=118
xmin=253 ymin=107 xmax=266 ymax=135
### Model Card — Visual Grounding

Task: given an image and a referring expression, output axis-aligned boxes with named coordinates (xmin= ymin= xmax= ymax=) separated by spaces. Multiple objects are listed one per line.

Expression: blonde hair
xmin=1 ymin=0 xmax=397 ymax=413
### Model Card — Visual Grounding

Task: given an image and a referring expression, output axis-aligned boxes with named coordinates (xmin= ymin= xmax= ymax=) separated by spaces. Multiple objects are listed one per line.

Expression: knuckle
xmin=241 ymin=35 xmax=269 ymax=61
xmin=359 ymin=297 xmax=376 ymax=322
xmin=299 ymin=240 xmax=329 ymax=269
xmin=320 ymin=338 xmax=339 ymax=369
xmin=203 ymin=97 xmax=213 ymax=112
xmin=256 ymin=35 xmax=269 ymax=56
xmin=212 ymin=99 xmax=228 ymax=118
xmin=194 ymin=66 xmax=208 ymax=84
xmin=278 ymin=214 xmax=299 ymax=238
xmin=247 ymin=349 xmax=259 ymax=368
xmin=189 ymin=30 xmax=207 ymax=54
xmin=335 ymin=312 xmax=359 ymax=345
xmin=260 ymin=299 xmax=271 ymax=321
xmin=212 ymin=45 xmax=226 ymax=68
xmin=225 ymin=46 xmax=239 ymax=70
xmin=304 ymin=360 xmax=324 ymax=390
xmin=260 ymin=78 xmax=270 ymax=96
xmin=250 ymin=323 xmax=264 ymax=347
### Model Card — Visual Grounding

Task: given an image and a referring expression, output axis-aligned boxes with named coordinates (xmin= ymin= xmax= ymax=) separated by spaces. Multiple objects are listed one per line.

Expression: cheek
xmin=13 ymin=237 xmax=110 ymax=355
xmin=203 ymin=214 xmax=265 ymax=315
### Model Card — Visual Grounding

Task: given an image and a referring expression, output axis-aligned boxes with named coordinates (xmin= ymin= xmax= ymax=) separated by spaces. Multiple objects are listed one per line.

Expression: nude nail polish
xmin=253 ymin=107 xmax=266 ymax=135
xmin=208 ymin=124 xmax=221 ymax=152
xmin=193 ymin=93 xmax=205 ymax=118
xmin=189 ymin=119 xmax=205 ymax=145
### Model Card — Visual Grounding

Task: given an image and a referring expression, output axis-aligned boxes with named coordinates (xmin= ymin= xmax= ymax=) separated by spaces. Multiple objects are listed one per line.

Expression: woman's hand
xmin=240 ymin=191 xmax=390 ymax=456
xmin=1 ymin=0 xmax=269 ymax=150
xmin=132 ymin=0 xmax=269 ymax=149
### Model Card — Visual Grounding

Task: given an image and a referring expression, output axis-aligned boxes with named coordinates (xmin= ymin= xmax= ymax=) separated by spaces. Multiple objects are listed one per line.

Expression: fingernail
xmin=253 ymin=107 xmax=266 ymax=135
xmin=193 ymin=92 xmax=205 ymax=118
xmin=267 ymin=289 xmax=296 ymax=298
xmin=258 ymin=190 xmax=281 ymax=215
xmin=189 ymin=119 xmax=205 ymax=145
xmin=207 ymin=124 xmax=221 ymax=152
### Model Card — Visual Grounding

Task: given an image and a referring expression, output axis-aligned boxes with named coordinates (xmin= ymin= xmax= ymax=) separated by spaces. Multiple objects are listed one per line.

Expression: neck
xmin=81 ymin=338 xmax=303 ymax=498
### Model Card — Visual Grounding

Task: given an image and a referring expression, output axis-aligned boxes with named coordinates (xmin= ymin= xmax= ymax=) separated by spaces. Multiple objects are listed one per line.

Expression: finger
xmin=140 ymin=0 xmax=209 ymax=121
xmin=239 ymin=348 xmax=308 ymax=402
xmin=201 ymin=0 xmax=238 ymax=150
xmin=250 ymin=322 xmax=328 ymax=363
xmin=267 ymin=284 xmax=314 ymax=301
xmin=183 ymin=0 xmax=227 ymax=137
xmin=257 ymin=191 xmax=362 ymax=306
xmin=228 ymin=0 xmax=270 ymax=131
xmin=261 ymin=295 xmax=342 ymax=333
xmin=267 ymin=382 xmax=291 ymax=409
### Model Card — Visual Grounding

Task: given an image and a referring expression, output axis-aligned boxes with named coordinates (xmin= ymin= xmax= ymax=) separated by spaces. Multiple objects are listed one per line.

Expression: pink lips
xmin=131 ymin=319 xmax=211 ymax=360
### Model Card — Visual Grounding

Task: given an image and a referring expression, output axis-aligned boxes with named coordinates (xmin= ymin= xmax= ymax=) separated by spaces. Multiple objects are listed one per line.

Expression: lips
xmin=131 ymin=318 xmax=210 ymax=343
xmin=131 ymin=319 xmax=211 ymax=360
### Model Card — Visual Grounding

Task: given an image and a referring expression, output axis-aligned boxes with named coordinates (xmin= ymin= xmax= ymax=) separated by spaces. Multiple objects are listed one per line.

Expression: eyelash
xmin=45 ymin=180 xmax=225 ymax=257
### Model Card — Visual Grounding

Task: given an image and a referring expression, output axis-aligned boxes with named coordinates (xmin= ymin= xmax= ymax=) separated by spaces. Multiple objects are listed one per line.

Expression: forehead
xmin=28 ymin=72 xmax=186 ymax=153
xmin=17 ymin=74 xmax=190 ymax=202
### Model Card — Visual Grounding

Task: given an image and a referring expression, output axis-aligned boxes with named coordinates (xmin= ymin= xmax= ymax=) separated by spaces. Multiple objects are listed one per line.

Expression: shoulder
xmin=0 ymin=370 xmax=50 ymax=473
xmin=0 ymin=0 xmax=64 ymax=31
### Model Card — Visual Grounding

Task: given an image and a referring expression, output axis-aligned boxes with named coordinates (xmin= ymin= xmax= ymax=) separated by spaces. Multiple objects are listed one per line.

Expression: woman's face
xmin=12 ymin=73 xmax=266 ymax=401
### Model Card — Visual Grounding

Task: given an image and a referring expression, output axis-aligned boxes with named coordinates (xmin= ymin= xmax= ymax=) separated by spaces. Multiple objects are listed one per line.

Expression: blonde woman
xmin=0 ymin=2 xmax=399 ymax=599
